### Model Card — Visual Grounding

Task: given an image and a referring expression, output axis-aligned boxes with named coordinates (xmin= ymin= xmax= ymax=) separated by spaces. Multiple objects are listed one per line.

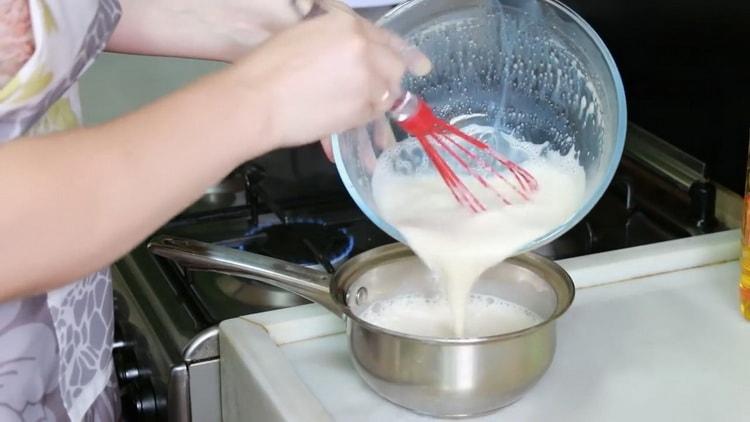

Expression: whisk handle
xmin=388 ymin=91 xmax=420 ymax=122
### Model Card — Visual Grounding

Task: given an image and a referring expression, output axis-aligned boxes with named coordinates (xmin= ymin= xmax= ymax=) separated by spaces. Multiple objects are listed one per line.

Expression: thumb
xmin=321 ymin=136 xmax=335 ymax=162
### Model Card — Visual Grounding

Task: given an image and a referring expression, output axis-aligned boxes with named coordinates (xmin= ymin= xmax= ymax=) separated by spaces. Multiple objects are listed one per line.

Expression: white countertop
xmin=220 ymin=230 xmax=750 ymax=422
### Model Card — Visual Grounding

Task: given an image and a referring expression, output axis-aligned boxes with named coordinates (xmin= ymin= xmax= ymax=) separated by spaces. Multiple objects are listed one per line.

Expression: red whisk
xmin=388 ymin=92 xmax=538 ymax=213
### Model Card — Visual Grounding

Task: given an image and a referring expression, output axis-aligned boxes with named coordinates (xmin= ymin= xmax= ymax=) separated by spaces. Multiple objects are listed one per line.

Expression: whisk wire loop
xmin=389 ymin=93 xmax=539 ymax=212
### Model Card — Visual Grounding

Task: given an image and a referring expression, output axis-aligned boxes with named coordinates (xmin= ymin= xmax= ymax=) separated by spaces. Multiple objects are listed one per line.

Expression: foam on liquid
xmin=360 ymin=294 xmax=543 ymax=338
xmin=370 ymin=125 xmax=585 ymax=337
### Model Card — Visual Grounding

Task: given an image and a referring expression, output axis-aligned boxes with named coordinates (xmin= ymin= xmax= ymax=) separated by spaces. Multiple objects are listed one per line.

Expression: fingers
xmin=319 ymin=10 xmax=431 ymax=79
xmin=354 ymin=21 xmax=408 ymax=113
xmin=385 ymin=34 xmax=432 ymax=76
xmin=403 ymin=46 xmax=432 ymax=76
xmin=360 ymin=21 xmax=433 ymax=77
xmin=366 ymin=42 xmax=406 ymax=112
xmin=321 ymin=136 xmax=334 ymax=162
xmin=274 ymin=9 xmax=431 ymax=147
xmin=320 ymin=121 xmax=397 ymax=165
xmin=372 ymin=116 xmax=397 ymax=152
xmin=316 ymin=0 xmax=358 ymax=16
xmin=322 ymin=118 xmax=398 ymax=164
xmin=293 ymin=0 xmax=315 ymax=17
xmin=317 ymin=8 xmax=432 ymax=80
xmin=301 ymin=0 xmax=355 ymax=19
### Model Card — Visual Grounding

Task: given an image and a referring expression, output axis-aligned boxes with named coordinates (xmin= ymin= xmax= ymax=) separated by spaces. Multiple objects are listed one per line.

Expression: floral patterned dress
xmin=0 ymin=0 xmax=122 ymax=421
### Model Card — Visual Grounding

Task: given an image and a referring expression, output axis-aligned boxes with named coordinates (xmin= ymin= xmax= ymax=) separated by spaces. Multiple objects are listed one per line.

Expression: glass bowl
xmin=332 ymin=0 xmax=627 ymax=253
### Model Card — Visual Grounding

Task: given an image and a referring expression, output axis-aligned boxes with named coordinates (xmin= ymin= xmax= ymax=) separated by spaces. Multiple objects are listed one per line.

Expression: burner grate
xmin=238 ymin=219 xmax=355 ymax=270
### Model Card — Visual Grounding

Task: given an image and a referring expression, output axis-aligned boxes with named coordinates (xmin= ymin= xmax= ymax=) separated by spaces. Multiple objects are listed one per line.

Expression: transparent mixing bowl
xmin=332 ymin=0 xmax=626 ymax=252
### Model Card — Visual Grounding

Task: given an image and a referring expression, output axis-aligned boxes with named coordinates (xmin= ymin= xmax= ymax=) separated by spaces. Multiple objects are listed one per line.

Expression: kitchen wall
xmin=563 ymin=0 xmax=750 ymax=194
xmin=79 ymin=53 xmax=222 ymax=125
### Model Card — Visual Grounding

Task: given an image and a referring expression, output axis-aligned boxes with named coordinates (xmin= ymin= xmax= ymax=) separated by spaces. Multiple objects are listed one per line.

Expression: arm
xmin=0 ymin=67 xmax=266 ymax=299
xmin=106 ymin=0 xmax=316 ymax=61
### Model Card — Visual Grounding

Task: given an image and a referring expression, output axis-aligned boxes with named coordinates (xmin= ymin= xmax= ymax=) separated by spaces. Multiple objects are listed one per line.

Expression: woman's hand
xmin=108 ymin=0 xmax=343 ymax=61
xmin=228 ymin=10 xmax=431 ymax=150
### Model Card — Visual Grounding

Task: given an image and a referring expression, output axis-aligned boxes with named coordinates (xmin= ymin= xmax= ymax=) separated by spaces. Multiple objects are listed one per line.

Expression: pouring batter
xmin=371 ymin=126 xmax=585 ymax=336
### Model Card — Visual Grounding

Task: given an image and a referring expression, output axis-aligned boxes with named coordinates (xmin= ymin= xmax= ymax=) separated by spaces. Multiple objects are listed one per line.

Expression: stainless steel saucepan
xmin=148 ymin=236 xmax=574 ymax=418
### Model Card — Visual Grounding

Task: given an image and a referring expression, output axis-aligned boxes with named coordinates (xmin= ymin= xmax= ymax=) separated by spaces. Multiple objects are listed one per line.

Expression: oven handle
xmin=147 ymin=236 xmax=342 ymax=315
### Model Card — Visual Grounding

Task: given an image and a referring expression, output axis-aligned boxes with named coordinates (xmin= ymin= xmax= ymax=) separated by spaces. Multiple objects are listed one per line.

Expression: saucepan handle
xmin=147 ymin=235 xmax=343 ymax=316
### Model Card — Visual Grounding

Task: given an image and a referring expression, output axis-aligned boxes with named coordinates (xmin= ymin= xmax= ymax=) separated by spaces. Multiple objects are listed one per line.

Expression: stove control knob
xmin=689 ymin=181 xmax=717 ymax=231
xmin=120 ymin=379 xmax=161 ymax=422
xmin=112 ymin=290 xmax=130 ymax=319
xmin=113 ymin=346 xmax=143 ymax=385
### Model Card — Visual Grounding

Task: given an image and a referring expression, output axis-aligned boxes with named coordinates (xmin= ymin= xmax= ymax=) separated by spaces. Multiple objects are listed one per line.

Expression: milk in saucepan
xmin=360 ymin=294 xmax=544 ymax=338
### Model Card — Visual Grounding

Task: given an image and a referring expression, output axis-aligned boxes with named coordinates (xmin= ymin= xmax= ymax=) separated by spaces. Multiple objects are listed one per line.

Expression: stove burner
xmin=241 ymin=219 xmax=354 ymax=268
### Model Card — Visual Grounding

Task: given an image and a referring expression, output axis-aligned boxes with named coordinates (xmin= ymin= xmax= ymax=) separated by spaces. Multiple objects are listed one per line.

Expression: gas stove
xmin=111 ymin=123 xmax=740 ymax=422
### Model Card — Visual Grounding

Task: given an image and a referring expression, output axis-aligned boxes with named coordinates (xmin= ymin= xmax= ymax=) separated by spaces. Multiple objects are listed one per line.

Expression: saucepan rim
xmin=330 ymin=243 xmax=575 ymax=345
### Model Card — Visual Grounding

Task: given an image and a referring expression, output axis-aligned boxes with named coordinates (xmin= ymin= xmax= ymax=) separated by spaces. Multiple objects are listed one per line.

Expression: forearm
xmin=0 ymin=67 xmax=271 ymax=301
xmin=107 ymin=0 xmax=310 ymax=61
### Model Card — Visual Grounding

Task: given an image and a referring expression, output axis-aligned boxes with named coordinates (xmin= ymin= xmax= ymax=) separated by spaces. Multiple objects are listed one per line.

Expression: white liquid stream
xmin=369 ymin=125 xmax=586 ymax=337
